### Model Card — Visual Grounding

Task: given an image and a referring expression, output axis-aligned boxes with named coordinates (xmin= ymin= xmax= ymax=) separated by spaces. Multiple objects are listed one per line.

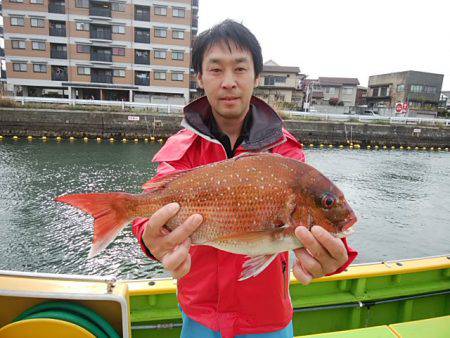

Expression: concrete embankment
xmin=0 ymin=108 xmax=449 ymax=147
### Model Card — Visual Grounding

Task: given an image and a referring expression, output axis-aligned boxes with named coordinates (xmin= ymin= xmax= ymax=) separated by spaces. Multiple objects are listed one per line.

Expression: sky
xmin=198 ymin=0 xmax=450 ymax=90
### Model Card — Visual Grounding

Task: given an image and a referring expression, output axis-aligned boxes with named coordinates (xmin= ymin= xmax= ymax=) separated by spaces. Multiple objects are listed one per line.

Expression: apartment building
xmin=2 ymin=0 xmax=198 ymax=104
xmin=366 ymin=71 xmax=444 ymax=116
xmin=254 ymin=60 xmax=305 ymax=109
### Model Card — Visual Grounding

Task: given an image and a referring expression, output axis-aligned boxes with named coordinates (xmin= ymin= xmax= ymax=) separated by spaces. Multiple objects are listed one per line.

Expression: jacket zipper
xmin=282 ymin=260 xmax=287 ymax=299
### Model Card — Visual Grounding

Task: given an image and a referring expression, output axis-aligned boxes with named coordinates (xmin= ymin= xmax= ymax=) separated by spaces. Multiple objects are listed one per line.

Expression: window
xmin=411 ymin=85 xmax=423 ymax=93
xmin=154 ymin=28 xmax=167 ymax=38
xmin=172 ymin=51 xmax=184 ymax=60
xmin=379 ymin=86 xmax=388 ymax=97
xmin=77 ymin=66 xmax=90 ymax=75
xmin=76 ymin=44 xmax=90 ymax=53
xmin=113 ymin=69 xmax=126 ymax=77
xmin=33 ymin=63 xmax=47 ymax=73
xmin=135 ymin=28 xmax=150 ymax=43
xmin=112 ymin=47 xmax=125 ymax=56
xmin=135 ymin=5 xmax=150 ymax=21
xmin=11 ymin=40 xmax=26 ymax=49
xmin=372 ymin=87 xmax=379 ymax=96
xmin=172 ymin=30 xmax=184 ymax=39
xmin=397 ymin=84 xmax=404 ymax=92
xmin=154 ymin=6 xmax=167 ymax=16
xmin=30 ymin=18 xmax=45 ymax=28
xmin=112 ymin=2 xmax=125 ymax=12
xmin=171 ymin=72 xmax=183 ymax=81
xmin=425 ymin=86 xmax=436 ymax=94
xmin=154 ymin=71 xmax=166 ymax=80
xmin=343 ymin=87 xmax=353 ymax=95
xmin=75 ymin=0 xmax=89 ymax=8
xmin=11 ymin=16 xmax=25 ymax=26
xmin=325 ymin=87 xmax=336 ymax=94
xmin=135 ymin=71 xmax=150 ymax=85
xmin=9 ymin=0 xmax=24 ymax=3
xmin=30 ymin=0 xmax=44 ymax=3
xmin=112 ymin=25 xmax=125 ymax=34
xmin=76 ymin=22 xmax=89 ymax=31
xmin=172 ymin=7 xmax=185 ymax=18
xmin=32 ymin=41 xmax=46 ymax=50
xmin=154 ymin=50 xmax=166 ymax=59
xmin=13 ymin=63 xmax=27 ymax=72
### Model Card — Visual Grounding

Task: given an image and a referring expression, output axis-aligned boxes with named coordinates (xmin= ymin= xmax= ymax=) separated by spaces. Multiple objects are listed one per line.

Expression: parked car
xmin=358 ymin=110 xmax=379 ymax=116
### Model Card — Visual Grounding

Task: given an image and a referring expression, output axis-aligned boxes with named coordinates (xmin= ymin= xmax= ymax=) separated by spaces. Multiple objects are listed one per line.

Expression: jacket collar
xmin=181 ymin=95 xmax=284 ymax=151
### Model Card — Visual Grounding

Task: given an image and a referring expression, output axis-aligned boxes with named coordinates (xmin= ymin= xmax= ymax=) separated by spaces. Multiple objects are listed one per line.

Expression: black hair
xmin=192 ymin=19 xmax=263 ymax=77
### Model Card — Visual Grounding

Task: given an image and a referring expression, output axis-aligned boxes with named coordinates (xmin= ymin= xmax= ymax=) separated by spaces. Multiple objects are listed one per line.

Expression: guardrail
xmin=283 ymin=110 xmax=450 ymax=126
xmin=5 ymin=96 xmax=184 ymax=114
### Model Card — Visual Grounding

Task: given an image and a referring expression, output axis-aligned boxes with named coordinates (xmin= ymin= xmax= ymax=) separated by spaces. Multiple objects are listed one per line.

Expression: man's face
xmin=197 ymin=42 xmax=260 ymax=121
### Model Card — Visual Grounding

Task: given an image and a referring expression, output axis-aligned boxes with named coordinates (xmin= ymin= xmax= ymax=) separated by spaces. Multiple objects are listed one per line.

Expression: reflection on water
xmin=0 ymin=140 xmax=449 ymax=279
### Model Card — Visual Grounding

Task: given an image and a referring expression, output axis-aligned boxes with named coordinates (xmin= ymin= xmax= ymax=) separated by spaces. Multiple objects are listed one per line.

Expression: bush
xmin=329 ymin=97 xmax=339 ymax=106
xmin=0 ymin=98 xmax=18 ymax=108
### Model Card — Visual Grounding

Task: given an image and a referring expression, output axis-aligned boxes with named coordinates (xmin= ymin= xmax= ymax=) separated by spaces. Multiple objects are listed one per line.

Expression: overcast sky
xmin=198 ymin=0 xmax=450 ymax=90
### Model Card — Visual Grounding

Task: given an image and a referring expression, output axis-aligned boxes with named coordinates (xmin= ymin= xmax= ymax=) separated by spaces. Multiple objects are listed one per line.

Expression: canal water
xmin=0 ymin=139 xmax=449 ymax=279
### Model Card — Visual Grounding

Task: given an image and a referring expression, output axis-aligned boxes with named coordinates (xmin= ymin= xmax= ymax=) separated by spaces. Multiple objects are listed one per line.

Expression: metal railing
xmin=49 ymin=27 xmax=66 ymax=37
xmin=48 ymin=3 xmax=65 ymax=14
xmin=90 ymin=53 xmax=112 ymax=62
xmin=91 ymin=74 xmax=113 ymax=83
xmin=283 ymin=110 xmax=450 ymax=126
xmin=90 ymin=30 xmax=112 ymax=40
xmin=50 ymin=50 xmax=67 ymax=59
xmin=5 ymin=96 xmax=185 ymax=114
xmin=89 ymin=6 xmax=111 ymax=17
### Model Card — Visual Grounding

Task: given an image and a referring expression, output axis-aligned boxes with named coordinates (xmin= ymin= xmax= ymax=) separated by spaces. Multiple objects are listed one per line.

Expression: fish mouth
xmin=333 ymin=214 xmax=357 ymax=238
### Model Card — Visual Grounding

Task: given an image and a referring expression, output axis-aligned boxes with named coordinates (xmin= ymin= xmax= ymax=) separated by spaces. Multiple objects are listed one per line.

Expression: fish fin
xmin=142 ymin=168 xmax=193 ymax=190
xmin=55 ymin=193 xmax=136 ymax=258
xmin=238 ymin=254 xmax=278 ymax=281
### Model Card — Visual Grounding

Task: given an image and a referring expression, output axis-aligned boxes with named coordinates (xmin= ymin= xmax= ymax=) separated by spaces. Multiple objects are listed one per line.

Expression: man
xmin=133 ymin=20 xmax=357 ymax=338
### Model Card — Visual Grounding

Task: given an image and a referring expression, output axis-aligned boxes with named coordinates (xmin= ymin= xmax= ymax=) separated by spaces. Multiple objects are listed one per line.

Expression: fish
xmin=55 ymin=152 xmax=357 ymax=281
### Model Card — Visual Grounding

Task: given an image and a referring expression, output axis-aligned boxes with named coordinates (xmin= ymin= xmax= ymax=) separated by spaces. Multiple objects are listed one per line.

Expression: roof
xmin=319 ymin=77 xmax=360 ymax=86
xmin=262 ymin=60 xmax=300 ymax=74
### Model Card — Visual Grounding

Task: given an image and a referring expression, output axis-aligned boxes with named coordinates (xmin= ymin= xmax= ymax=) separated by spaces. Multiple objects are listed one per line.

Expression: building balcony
xmin=51 ymin=66 xmax=68 ymax=81
xmin=49 ymin=27 xmax=66 ymax=37
xmin=91 ymin=74 xmax=113 ymax=83
xmin=192 ymin=0 xmax=199 ymax=7
xmin=48 ymin=2 xmax=65 ymax=14
xmin=135 ymin=56 xmax=150 ymax=65
xmin=89 ymin=6 xmax=111 ymax=18
xmin=135 ymin=77 xmax=150 ymax=86
xmin=135 ymin=33 xmax=150 ymax=43
xmin=90 ymin=53 xmax=112 ymax=62
xmin=50 ymin=50 xmax=67 ymax=59
xmin=90 ymin=30 xmax=112 ymax=40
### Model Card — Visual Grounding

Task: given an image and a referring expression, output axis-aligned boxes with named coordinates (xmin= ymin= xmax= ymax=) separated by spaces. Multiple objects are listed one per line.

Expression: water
xmin=0 ymin=139 xmax=449 ymax=279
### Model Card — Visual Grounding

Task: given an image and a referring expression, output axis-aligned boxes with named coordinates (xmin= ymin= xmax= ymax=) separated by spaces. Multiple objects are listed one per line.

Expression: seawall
xmin=1 ymin=108 xmax=449 ymax=147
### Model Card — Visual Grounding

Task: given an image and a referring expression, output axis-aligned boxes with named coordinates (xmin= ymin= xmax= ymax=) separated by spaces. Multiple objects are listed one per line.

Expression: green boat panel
xmin=389 ymin=315 xmax=450 ymax=338
xmin=297 ymin=325 xmax=396 ymax=338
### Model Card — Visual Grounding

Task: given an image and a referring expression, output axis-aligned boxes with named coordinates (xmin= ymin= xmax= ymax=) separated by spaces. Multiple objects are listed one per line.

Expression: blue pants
xmin=181 ymin=311 xmax=294 ymax=338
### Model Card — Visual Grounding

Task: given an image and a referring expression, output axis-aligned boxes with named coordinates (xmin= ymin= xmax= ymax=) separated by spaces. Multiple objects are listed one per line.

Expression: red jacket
xmin=133 ymin=96 xmax=358 ymax=338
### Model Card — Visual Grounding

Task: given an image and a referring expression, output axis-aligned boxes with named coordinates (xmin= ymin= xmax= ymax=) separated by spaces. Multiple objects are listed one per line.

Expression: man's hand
xmin=293 ymin=226 xmax=348 ymax=285
xmin=142 ymin=203 xmax=203 ymax=279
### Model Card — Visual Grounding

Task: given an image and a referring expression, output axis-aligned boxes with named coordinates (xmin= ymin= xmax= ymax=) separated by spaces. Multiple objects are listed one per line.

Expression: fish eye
xmin=321 ymin=193 xmax=336 ymax=209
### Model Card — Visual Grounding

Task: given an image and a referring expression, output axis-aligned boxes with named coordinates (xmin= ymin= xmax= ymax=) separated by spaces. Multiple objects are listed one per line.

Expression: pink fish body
xmin=56 ymin=153 xmax=356 ymax=280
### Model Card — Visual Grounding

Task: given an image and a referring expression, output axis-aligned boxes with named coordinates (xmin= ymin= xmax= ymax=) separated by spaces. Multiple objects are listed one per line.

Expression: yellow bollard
xmin=445 ymin=148 xmax=448 ymax=151
xmin=13 ymin=136 xmax=19 ymax=140
xmin=339 ymin=145 xmax=344 ymax=149
xmin=399 ymin=146 xmax=404 ymax=150
xmin=42 ymin=136 xmax=47 ymax=141
xmin=319 ymin=144 xmax=324 ymax=148
xmin=96 ymin=137 xmax=101 ymax=142
xmin=158 ymin=138 xmax=164 ymax=143
xmin=407 ymin=146 xmax=411 ymax=150
xmin=383 ymin=145 xmax=387 ymax=150
xmin=309 ymin=144 xmax=314 ymax=148
xmin=367 ymin=145 xmax=371 ymax=150
xmin=69 ymin=136 xmax=75 ymax=141
xmin=349 ymin=145 xmax=354 ymax=149
xmin=422 ymin=147 xmax=426 ymax=150
xmin=328 ymin=144 xmax=333 ymax=148
xmin=134 ymin=138 xmax=139 ymax=143
xmin=437 ymin=147 xmax=441 ymax=151
xmin=122 ymin=138 xmax=127 ymax=143
xmin=415 ymin=147 xmax=419 ymax=150
xmin=430 ymin=147 xmax=434 ymax=151
xmin=83 ymin=137 xmax=88 ymax=142
xmin=109 ymin=138 xmax=115 ymax=142
xmin=27 ymin=136 xmax=33 ymax=141
xmin=374 ymin=145 xmax=379 ymax=150
xmin=391 ymin=146 xmax=396 ymax=150
xmin=150 ymin=136 xmax=155 ymax=142
xmin=0 ymin=135 xmax=3 ymax=140
xmin=144 ymin=138 xmax=149 ymax=142
xmin=56 ymin=136 xmax=62 ymax=142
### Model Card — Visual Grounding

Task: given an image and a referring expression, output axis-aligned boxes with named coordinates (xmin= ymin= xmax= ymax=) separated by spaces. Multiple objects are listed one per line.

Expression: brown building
xmin=366 ymin=71 xmax=444 ymax=117
xmin=2 ymin=0 xmax=199 ymax=104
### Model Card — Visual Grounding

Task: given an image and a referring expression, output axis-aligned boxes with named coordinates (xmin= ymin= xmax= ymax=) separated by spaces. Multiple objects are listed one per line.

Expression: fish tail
xmin=55 ymin=192 xmax=139 ymax=258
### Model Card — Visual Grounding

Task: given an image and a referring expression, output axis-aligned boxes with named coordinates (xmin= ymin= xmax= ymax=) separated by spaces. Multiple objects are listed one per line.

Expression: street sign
xmin=395 ymin=103 xmax=403 ymax=113
xmin=402 ymin=102 xmax=409 ymax=112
